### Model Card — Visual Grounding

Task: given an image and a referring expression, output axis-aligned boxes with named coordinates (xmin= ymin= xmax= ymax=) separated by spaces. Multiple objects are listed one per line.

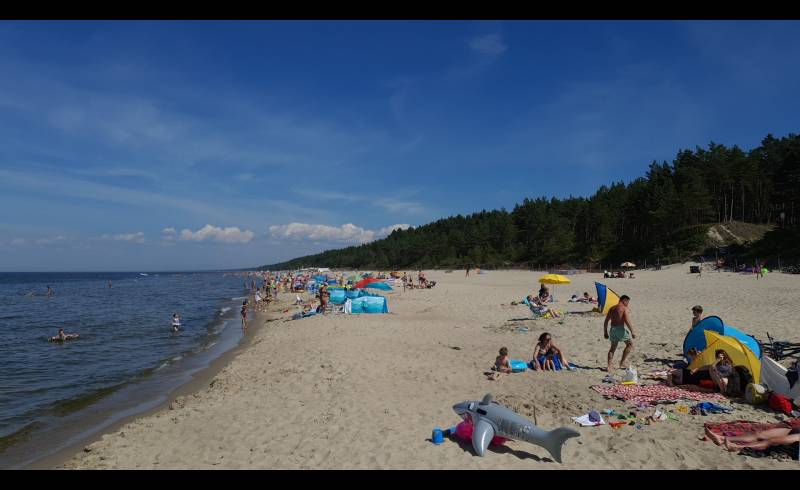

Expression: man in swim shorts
xmin=603 ymin=295 xmax=636 ymax=372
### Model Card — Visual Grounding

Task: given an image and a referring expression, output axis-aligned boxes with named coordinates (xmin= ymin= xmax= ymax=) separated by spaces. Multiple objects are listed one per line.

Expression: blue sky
xmin=1 ymin=20 xmax=799 ymax=271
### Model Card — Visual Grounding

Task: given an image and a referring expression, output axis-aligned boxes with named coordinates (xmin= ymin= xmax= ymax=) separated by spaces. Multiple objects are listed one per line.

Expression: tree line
xmin=262 ymin=133 xmax=800 ymax=271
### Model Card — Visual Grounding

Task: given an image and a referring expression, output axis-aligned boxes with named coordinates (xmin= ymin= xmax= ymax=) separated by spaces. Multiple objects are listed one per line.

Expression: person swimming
xmin=50 ymin=328 xmax=79 ymax=342
xmin=172 ymin=313 xmax=181 ymax=332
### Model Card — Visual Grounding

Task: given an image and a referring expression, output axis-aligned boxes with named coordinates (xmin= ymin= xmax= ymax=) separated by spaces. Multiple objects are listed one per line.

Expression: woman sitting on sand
xmin=689 ymin=349 xmax=740 ymax=395
xmin=532 ymin=333 xmax=569 ymax=371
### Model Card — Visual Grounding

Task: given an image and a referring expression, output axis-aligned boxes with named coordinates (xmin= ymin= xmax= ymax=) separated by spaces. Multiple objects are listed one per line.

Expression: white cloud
xmin=469 ymin=34 xmax=508 ymax=57
xmin=174 ymin=224 xmax=254 ymax=244
xmin=7 ymin=235 xmax=71 ymax=246
xmin=97 ymin=232 xmax=146 ymax=244
xmin=114 ymin=232 xmax=146 ymax=243
xmin=268 ymin=223 xmax=410 ymax=245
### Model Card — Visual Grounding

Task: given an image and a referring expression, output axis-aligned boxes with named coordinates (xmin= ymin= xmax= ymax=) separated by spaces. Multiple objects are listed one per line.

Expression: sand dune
xmin=60 ymin=266 xmax=800 ymax=469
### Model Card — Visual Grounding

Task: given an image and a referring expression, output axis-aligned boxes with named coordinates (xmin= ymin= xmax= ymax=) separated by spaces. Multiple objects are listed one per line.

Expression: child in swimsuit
xmin=494 ymin=347 xmax=512 ymax=373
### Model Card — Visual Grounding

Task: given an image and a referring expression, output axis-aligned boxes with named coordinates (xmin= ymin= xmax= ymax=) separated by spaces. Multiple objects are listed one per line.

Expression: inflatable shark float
xmin=452 ymin=394 xmax=580 ymax=463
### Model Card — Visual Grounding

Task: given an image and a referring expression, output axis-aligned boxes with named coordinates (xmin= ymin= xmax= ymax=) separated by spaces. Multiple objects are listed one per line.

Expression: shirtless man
xmin=603 ymin=295 xmax=636 ymax=372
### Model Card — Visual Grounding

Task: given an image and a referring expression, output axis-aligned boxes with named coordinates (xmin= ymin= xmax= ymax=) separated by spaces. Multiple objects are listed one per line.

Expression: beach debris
xmin=450 ymin=346 xmax=461 ymax=350
xmin=515 ymin=326 xmax=529 ymax=333
xmin=649 ymin=409 xmax=668 ymax=422
xmin=572 ymin=410 xmax=606 ymax=427
xmin=689 ymin=402 xmax=734 ymax=415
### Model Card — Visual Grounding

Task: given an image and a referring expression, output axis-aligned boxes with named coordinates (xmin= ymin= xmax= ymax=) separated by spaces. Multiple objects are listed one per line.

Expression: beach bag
xmin=768 ymin=392 xmax=794 ymax=415
xmin=744 ymin=383 xmax=768 ymax=405
xmin=699 ymin=379 xmax=717 ymax=390
xmin=622 ymin=366 xmax=638 ymax=384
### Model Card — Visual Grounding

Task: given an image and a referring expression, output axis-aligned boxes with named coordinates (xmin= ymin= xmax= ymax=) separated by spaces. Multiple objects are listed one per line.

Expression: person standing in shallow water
xmin=603 ymin=295 xmax=636 ymax=372
xmin=240 ymin=300 xmax=248 ymax=331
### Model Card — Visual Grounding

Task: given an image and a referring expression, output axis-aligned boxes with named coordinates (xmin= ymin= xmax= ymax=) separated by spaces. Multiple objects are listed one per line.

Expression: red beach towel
xmin=591 ymin=383 xmax=728 ymax=405
xmin=704 ymin=419 xmax=800 ymax=438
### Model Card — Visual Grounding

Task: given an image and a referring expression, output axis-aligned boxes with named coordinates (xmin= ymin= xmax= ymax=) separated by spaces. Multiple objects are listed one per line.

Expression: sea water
xmin=0 ymin=271 xmax=248 ymax=467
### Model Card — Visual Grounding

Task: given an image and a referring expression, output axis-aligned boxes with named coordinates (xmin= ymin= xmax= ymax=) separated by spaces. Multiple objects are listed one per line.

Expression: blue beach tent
xmin=327 ymin=288 xmax=347 ymax=305
xmin=594 ymin=282 xmax=621 ymax=315
xmin=683 ymin=315 xmax=761 ymax=360
xmin=346 ymin=296 xmax=388 ymax=314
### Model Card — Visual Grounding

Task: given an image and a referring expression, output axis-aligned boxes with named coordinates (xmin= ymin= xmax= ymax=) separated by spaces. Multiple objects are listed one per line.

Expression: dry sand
xmin=59 ymin=266 xmax=800 ymax=469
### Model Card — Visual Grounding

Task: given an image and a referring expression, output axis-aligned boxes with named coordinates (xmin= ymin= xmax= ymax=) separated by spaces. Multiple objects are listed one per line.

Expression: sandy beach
xmin=58 ymin=266 xmax=800 ymax=469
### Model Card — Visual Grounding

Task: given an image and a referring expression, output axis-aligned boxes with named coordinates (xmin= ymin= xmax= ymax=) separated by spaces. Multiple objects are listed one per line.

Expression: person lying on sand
xmin=705 ymin=421 xmax=800 ymax=453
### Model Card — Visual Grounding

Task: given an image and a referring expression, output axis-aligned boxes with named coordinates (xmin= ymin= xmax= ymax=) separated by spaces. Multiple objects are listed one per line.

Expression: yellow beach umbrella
xmin=688 ymin=331 xmax=761 ymax=385
xmin=538 ymin=274 xmax=571 ymax=285
xmin=537 ymin=274 xmax=570 ymax=300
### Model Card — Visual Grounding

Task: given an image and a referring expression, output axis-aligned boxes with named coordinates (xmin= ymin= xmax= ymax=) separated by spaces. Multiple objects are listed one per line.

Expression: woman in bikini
xmin=532 ymin=332 xmax=569 ymax=371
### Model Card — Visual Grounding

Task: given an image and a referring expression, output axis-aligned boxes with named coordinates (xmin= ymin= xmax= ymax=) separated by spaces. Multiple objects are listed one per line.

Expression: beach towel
xmin=509 ymin=359 xmax=528 ymax=373
xmin=704 ymin=418 xmax=800 ymax=438
xmin=591 ymin=383 xmax=728 ymax=405
xmin=704 ymin=419 xmax=800 ymax=461
xmin=536 ymin=355 xmax=564 ymax=371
